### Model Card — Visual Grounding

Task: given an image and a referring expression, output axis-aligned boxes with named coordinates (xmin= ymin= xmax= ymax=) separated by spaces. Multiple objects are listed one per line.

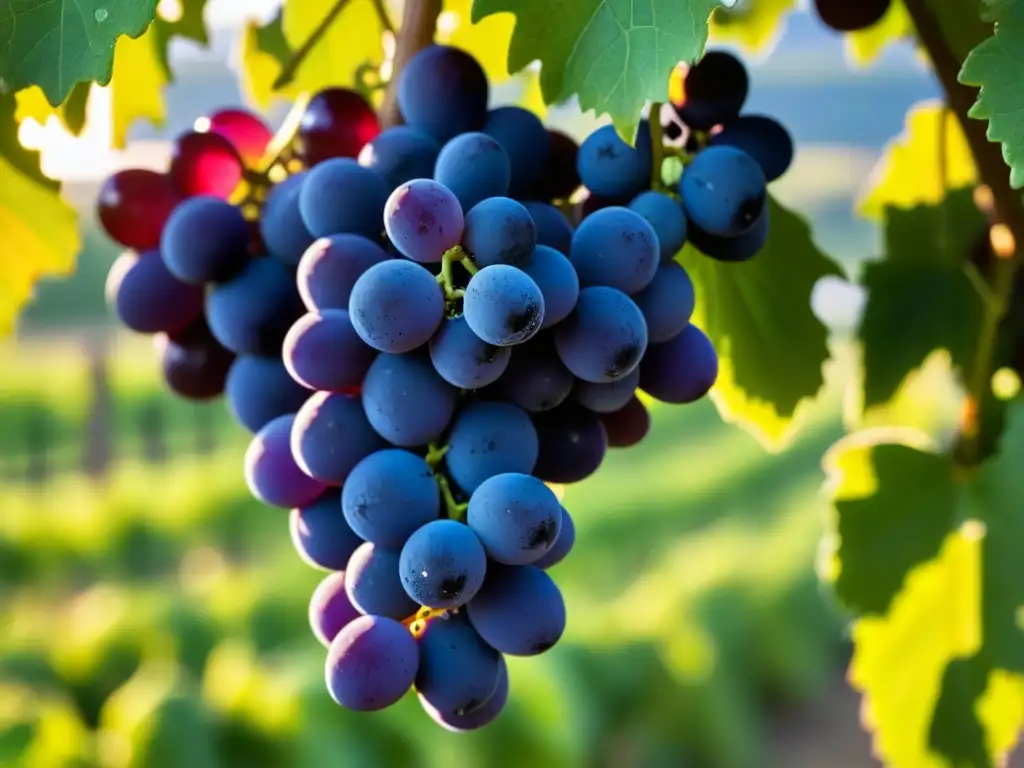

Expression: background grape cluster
xmin=100 ymin=43 xmax=795 ymax=731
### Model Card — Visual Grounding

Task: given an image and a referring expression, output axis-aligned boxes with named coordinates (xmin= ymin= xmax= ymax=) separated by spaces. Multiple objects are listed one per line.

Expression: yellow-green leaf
xmin=15 ymin=82 xmax=92 ymax=136
xmin=858 ymin=101 xmax=977 ymax=220
xmin=708 ymin=0 xmax=796 ymax=54
xmin=238 ymin=11 xmax=299 ymax=110
xmin=845 ymin=0 xmax=913 ymax=66
xmin=438 ymin=0 xmax=515 ymax=82
xmin=109 ymin=24 xmax=168 ymax=149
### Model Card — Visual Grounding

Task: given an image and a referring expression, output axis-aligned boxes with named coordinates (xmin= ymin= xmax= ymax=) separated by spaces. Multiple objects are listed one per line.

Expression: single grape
xmin=640 ymin=324 xmax=719 ymax=403
xmin=298 ymin=158 xmax=389 ymax=240
xmin=397 ymin=45 xmax=489 ymax=144
xmin=291 ymin=391 xmax=388 ymax=485
xmin=446 ymin=402 xmax=539 ymax=494
xmin=483 ymin=106 xmax=549 ymax=197
xmin=632 ymin=261 xmax=696 ymax=343
xmin=325 ymin=615 xmax=418 ymax=711
xmin=348 ymin=260 xmax=445 ymax=353
xmin=161 ymin=196 xmax=251 ymax=284
xmin=574 ymin=367 xmax=639 ymax=413
xmin=245 ymin=413 xmax=328 ymax=508
xmin=198 ymin=108 xmax=273 ymax=166
xmin=534 ymin=507 xmax=574 ymax=569
xmin=169 ymin=130 xmax=244 ymax=199
xmin=670 ymin=51 xmax=749 ymax=131
xmin=361 ymin=353 xmax=458 ymax=446
xmin=297 ymin=88 xmax=380 ymax=167
xmin=358 ymin=125 xmax=441 ymax=190
xmin=97 ymin=169 xmax=181 ymax=250
xmin=346 ymin=543 xmax=420 ymax=620
xmin=310 ymin=571 xmax=361 ymax=648
xmin=463 ymin=265 xmax=545 ymax=347
xmin=628 ymin=191 xmax=687 ymax=261
xmin=688 ymin=200 xmax=769 ymax=262
xmin=553 ymin=286 xmax=648 ymax=383
xmin=428 ymin=315 xmax=511 ymax=389
xmin=108 ymin=250 xmax=203 ymax=335
xmin=467 ymin=473 xmax=561 ymax=565
xmin=226 ymin=355 xmax=310 ymax=433
xmin=399 ymin=519 xmax=488 ymax=609
xmin=384 ymin=179 xmax=465 ymax=263
xmin=462 ymin=197 xmax=536 ymax=268
xmin=205 ymin=257 xmax=304 ymax=356
xmin=416 ymin=616 xmax=502 ymax=718
xmin=157 ymin=318 xmax=236 ymax=401
xmin=532 ymin=404 xmax=608 ymax=483
xmin=709 ymin=115 xmax=795 ymax=183
xmin=520 ymin=245 xmax=579 ymax=330
xmin=422 ymin=655 xmax=509 ymax=732
xmin=260 ymin=172 xmax=316 ymax=266
xmin=296 ymin=234 xmax=389 ymax=313
xmin=570 ymin=206 xmax=659 ymax=295
xmin=576 ymin=122 xmax=652 ymax=199
xmin=342 ymin=449 xmax=440 ymax=549
xmin=433 ymin=133 xmax=511 ymax=213
xmin=522 ymin=202 xmax=574 ymax=256
xmin=600 ymin=395 xmax=650 ymax=448
xmin=499 ymin=334 xmax=575 ymax=413
xmin=812 ymin=0 xmax=892 ymax=32
xmin=680 ymin=145 xmax=767 ymax=238
xmin=521 ymin=129 xmax=580 ymax=202
xmin=291 ymin=489 xmax=365 ymax=571
xmin=466 ymin=564 xmax=565 ymax=656
xmin=283 ymin=310 xmax=377 ymax=391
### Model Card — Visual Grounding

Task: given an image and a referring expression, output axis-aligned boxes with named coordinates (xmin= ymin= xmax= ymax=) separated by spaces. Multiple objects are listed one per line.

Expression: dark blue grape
xmin=160 ymin=196 xmax=250 ymax=283
xmin=467 ymin=473 xmax=562 ymax=565
xmin=297 ymin=234 xmax=388 ymax=313
xmin=158 ymin=318 xmax=235 ymax=401
xmin=291 ymin=392 xmax=388 ymax=485
xmin=325 ymin=615 xmax=419 ymax=711
xmin=500 ymin=334 xmax=574 ymax=413
xmin=342 ymin=450 xmax=440 ymax=549
xmin=422 ymin=655 xmax=509 ymax=732
xmin=446 ymin=402 xmax=539 ymax=493
xmin=226 ymin=355 xmax=310 ymax=433
xmin=384 ymin=178 xmax=465 ymax=263
xmin=466 ymin=564 xmax=565 ymax=656
xmin=346 ymin=542 xmax=419 ymax=619
xmin=680 ymin=145 xmax=767 ymax=238
xmin=553 ymin=286 xmax=648 ymax=383
xmin=290 ymin=488 xmax=364 ymax=571
xmin=399 ymin=520 xmax=487 ymax=609
xmin=522 ymin=202 xmax=574 ymax=255
xmin=671 ymin=51 xmax=748 ymax=131
xmin=532 ymin=404 xmax=608 ymax=483
xmin=206 ymin=257 xmax=304 ymax=356
xmin=298 ymin=158 xmax=389 ymax=240
xmin=483 ymin=106 xmax=549 ymax=197
xmin=283 ymin=310 xmax=377 ymax=391
xmin=428 ymin=315 xmax=510 ymax=389
xmin=628 ymin=191 xmax=687 ymax=260
xmin=310 ymin=571 xmax=361 ymax=647
xmin=415 ymin=616 xmax=501 ymax=717
xmin=357 ymin=126 xmax=441 ymax=190
xmin=521 ymin=245 xmax=579 ymax=329
xmin=576 ymin=122 xmax=652 ymax=199
xmin=601 ymin=396 xmax=650 ymax=448
xmin=397 ymin=45 xmax=489 ymax=144
xmin=574 ymin=367 xmax=639 ymax=413
xmin=109 ymin=250 xmax=203 ymax=334
xmin=632 ymin=261 xmax=695 ymax=343
xmin=244 ymin=414 xmax=328 ymax=508
xmin=521 ymin=129 xmax=580 ymax=202
xmin=687 ymin=193 xmax=769 ymax=262
xmin=462 ymin=197 xmax=536 ymax=268
xmin=348 ymin=260 xmax=445 ymax=353
xmin=434 ymin=133 xmax=511 ymax=213
xmin=362 ymin=354 xmax=458 ymax=446
xmin=570 ymin=206 xmax=659 ymax=295
xmin=260 ymin=172 xmax=316 ymax=266
xmin=464 ymin=265 xmax=544 ymax=347
xmin=640 ymin=323 xmax=719 ymax=403
xmin=708 ymin=115 xmax=794 ymax=182
xmin=534 ymin=507 xmax=574 ymax=569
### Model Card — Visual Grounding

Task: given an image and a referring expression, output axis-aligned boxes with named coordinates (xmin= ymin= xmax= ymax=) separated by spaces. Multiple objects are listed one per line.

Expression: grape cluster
xmin=100 ymin=42 xmax=793 ymax=731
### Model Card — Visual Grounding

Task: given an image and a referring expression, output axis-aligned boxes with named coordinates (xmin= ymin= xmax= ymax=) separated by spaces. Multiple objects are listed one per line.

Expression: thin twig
xmin=370 ymin=0 xmax=396 ymax=34
xmin=273 ymin=0 xmax=354 ymax=90
xmin=378 ymin=0 xmax=443 ymax=128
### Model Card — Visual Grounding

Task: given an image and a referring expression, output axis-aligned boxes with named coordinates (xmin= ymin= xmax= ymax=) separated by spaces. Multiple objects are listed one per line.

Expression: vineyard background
xmin=0 ymin=7 xmax=1002 ymax=767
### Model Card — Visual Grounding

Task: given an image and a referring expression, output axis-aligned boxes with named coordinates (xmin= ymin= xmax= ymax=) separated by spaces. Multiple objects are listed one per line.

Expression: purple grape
xmin=310 ymin=571 xmax=361 ymax=647
xmin=325 ymin=615 xmax=418 ymax=711
xmin=297 ymin=234 xmax=389 ymax=313
xmin=640 ymin=324 xmax=719 ymax=403
xmin=349 ymin=260 xmax=445 ymax=353
xmin=384 ymin=179 xmax=464 ymax=263
xmin=283 ymin=310 xmax=377 ymax=391
xmin=244 ymin=414 xmax=328 ymax=508
xmin=291 ymin=392 xmax=388 ymax=485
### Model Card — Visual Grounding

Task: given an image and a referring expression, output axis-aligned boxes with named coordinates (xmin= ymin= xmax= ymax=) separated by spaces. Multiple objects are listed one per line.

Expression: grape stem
xmin=436 ymin=473 xmax=468 ymax=521
xmin=649 ymin=102 xmax=666 ymax=191
xmin=902 ymin=0 xmax=1024 ymax=465
xmin=425 ymin=442 xmax=449 ymax=468
xmin=379 ymin=0 xmax=444 ymax=128
xmin=272 ymin=0 xmax=355 ymax=90
xmin=370 ymin=0 xmax=396 ymax=34
xmin=436 ymin=245 xmax=480 ymax=301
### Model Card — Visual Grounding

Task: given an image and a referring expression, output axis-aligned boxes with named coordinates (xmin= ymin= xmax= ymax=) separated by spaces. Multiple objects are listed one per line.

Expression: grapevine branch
xmin=273 ymin=0 xmax=355 ymax=90
xmin=378 ymin=0 xmax=443 ymax=128
xmin=903 ymin=0 xmax=1024 ymax=464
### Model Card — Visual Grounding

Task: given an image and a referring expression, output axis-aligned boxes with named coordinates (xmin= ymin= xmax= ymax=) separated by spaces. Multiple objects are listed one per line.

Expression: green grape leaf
xmin=471 ymin=0 xmax=722 ymax=139
xmin=0 ymin=0 xmax=159 ymax=106
xmin=676 ymin=195 xmax=843 ymax=449
xmin=960 ymin=0 xmax=1024 ymax=189
xmin=709 ymin=0 xmax=796 ymax=54
xmin=158 ymin=0 xmax=209 ymax=46
xmin=827 ymin=400 xmax=1024 ymax=767
xmin=14 ymin=81 xmax=92 ymax=137
xmin=238 ymin=10 xmax=297 ymax=110
xmin=858 ymin=192 xmax=986 ymax=408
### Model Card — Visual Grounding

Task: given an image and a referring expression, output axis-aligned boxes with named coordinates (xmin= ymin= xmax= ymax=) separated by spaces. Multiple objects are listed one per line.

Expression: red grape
xmin=296 ymin=89 xmax=380 ymax=167
xmin=198 ymin=108 xmax=274 ymax=167
xmin=97 ymin=169 xmax=181 ymax=250
xmin=169 ymin=130 xmax=245 ymax=200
